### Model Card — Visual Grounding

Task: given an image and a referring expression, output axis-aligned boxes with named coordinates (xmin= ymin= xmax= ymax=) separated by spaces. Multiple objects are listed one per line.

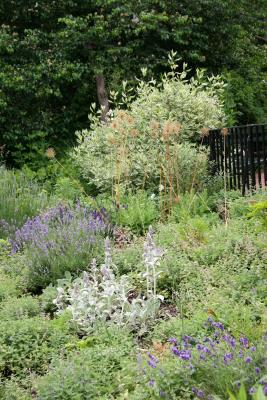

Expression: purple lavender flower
xmin=224 ymin=352 xmax=233 ymax=364
xmin=264 ymin=385 xmax=267 ymax=396
xmin=147 ymin=353 xmax=158 ymax=368
xmin=240 ymin=337 xmax=249 ymax=348
xmin=212 ymin=321 xmax=224 ymax=331
xmin=255 ymin=367 xmax=260 ymax=374
xmin=222 ymin=334 xmax=236 ymax=348
xmin=179 ymin=350 xmax=191 ymax=360
xmin=245 ymin=356 xmax=252 ymax=364
xmin=147 ymin=360 xmax=157 ymax=368
xmin=149 ymin=379 xmax=155 ymax=387
xmin=197 ymin=390 xmax=205 ymax=399
xmin=250 ymin=345 xmax=256 ymax=352
xmin=182 ymin=335 xmax=193 ymax=342
xmin=171 ymin=346 xmax=180 ymax=356
xmin=168 ymin=337 xmax=177 ymax=344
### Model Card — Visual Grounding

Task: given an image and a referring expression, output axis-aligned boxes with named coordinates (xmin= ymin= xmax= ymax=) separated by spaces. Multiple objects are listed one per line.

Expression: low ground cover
xmin=0 ymin=173 xmax=266 ymax=399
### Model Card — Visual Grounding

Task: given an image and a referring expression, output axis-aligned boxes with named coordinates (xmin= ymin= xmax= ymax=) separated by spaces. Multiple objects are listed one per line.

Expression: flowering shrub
xmin=73 ymin=57 xmax=224 ymax=196
xmin=53 ymin=228 xmax=164 ymax=334
xmin=138 ymin=318 xmax=266 ymax=399
xmin=11 ymin=204 xmax=110 ymax=291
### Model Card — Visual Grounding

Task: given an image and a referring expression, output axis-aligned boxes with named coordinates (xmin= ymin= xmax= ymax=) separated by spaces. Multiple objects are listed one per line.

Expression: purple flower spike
xmin=245 ymin=356 xmax=252 ymax=364
xmin=212 ymin=321 xmax=224 ymax=331
xmin=168 ymin=337 xmax=177 ymax=344
xmin=264 ymin=385 xmax=267 ymax=396
xmin=171 ymin=346 xmax=180 ymax=356
xmin=148 ymin=353 xmax=158 ymax=363
xmin=179 ymin=350 xmax=191 ymax=361
xmin=224 ymin=353 xmax=233 ymax=364
xmin=255 ymin=367 xmax=260 ymax=374
xmin=197 ymin=389 xmax=205 ymax=398
xmin=147 ymin=360 xmax=157 ymax=368
xmin=250 ymin=345 xmax=256 ymax=352
xmin=149 ymin=379 xmax=155 ymax=387
xmin=249 ymin=387 xmax=256 ymax=395
xmin=240 ymin=337 xmax=249 ymax=348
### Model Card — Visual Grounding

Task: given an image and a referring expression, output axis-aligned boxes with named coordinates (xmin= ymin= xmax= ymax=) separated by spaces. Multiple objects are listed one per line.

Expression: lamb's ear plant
xmin=53 ymin=229 xmax=164 ymax=334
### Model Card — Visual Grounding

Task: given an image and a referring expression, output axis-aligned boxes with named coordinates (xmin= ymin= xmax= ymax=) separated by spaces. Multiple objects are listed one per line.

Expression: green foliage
xmin=39 ymin=285 xmax=58 ymax=315
xmin=74 ymin=61 xmax=217 ymax=197
xmin=228 ymin=383 xmax=267 ymax=400
xmin=169 ymin=191 xmax=213 ymax=222
xmin=0 ymin=273 xmax=22 ymax=302
xmin=0 ymin=166 xmax=49 ymax=238
xmin=33 ymin=326 xmax=137 ymax=399
xmin=0 ymin=379 xmax=31 ymax=400
xmin=116 ymin=191 xmax=159 ymax=234
xmin=0 ymin=295 xmax=40 ymax=320
xmin=0 ymin=317 xmax=73 ymax=379
xmin=247 ymin=201 xmax=267 ymax=228
xmin=1 ymin=0 xmax=266 ymax=166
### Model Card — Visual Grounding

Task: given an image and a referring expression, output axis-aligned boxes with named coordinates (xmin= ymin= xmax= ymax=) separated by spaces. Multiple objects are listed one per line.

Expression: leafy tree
xmin=0 ymin=0 xmax=266 ymax=167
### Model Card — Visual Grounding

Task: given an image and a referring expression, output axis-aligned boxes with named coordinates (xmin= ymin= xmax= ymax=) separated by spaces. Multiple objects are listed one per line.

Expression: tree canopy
xmin=0 ymin=0 xmax=266 ymax=167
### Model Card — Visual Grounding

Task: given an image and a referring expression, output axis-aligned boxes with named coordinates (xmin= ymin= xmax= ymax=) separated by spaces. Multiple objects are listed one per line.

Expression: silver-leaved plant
xmin=53 ymin=229 xmax=164 ymax=334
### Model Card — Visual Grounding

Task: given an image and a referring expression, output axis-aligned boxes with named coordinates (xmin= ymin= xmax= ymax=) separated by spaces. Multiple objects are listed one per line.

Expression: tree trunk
xmin=96 ymin=74 xmax=109 ymax=122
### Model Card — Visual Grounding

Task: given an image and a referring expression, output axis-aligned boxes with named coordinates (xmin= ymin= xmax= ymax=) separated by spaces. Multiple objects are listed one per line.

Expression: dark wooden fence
xmin=204 ymin=124 xmax=267 ymax=194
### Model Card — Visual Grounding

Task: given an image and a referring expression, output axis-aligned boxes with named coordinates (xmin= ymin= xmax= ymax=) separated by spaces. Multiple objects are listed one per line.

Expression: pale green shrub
xmin=73 ymin=57 xmax=226 ymax=196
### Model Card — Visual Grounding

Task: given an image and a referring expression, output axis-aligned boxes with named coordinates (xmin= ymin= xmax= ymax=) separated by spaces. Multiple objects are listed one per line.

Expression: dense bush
xmin=73 ymin=64 xmax=223 ymax=196
xmin=33 ymin=326 xmax=137 ymax=400
xmin=0 ymin=295 xmax=40 ymax=320
xmin=0 ymin=317 xmax=73 ymax=379
xmin=11 ymin=204 xmax=110 ymax=291
xmin=136 ymin=318 xmax=266 ymax=399
xmin=0 ymin=167 xmax=49 ymax=238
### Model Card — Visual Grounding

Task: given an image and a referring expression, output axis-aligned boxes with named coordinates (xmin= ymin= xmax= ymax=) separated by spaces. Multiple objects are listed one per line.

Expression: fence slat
xmin=243 ymin=127 xmax=250 ymax=191
xmin=231 ymin=127 xmax=237 ymax=188
xmin=227 ymin=130 xmax=232 ymax=189
xmin=262 ymin=125 xmax=267 ymax=187
xmin=255 ymin=125 xmax=262 ymax=188
xmin=239 ymin=127 xmax=246 ymax=194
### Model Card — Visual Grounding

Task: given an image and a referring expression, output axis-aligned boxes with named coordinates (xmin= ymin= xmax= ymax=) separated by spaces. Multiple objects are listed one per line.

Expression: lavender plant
xmin=139 ymin=318 xmax=267 ymax=399
xmin=11 ymin=204 xmax=110 ymax=291
xmin=53 ymin=230 xmax=164 ymax=334
xmin=0 ymin=166 xmax=49 ymax=238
